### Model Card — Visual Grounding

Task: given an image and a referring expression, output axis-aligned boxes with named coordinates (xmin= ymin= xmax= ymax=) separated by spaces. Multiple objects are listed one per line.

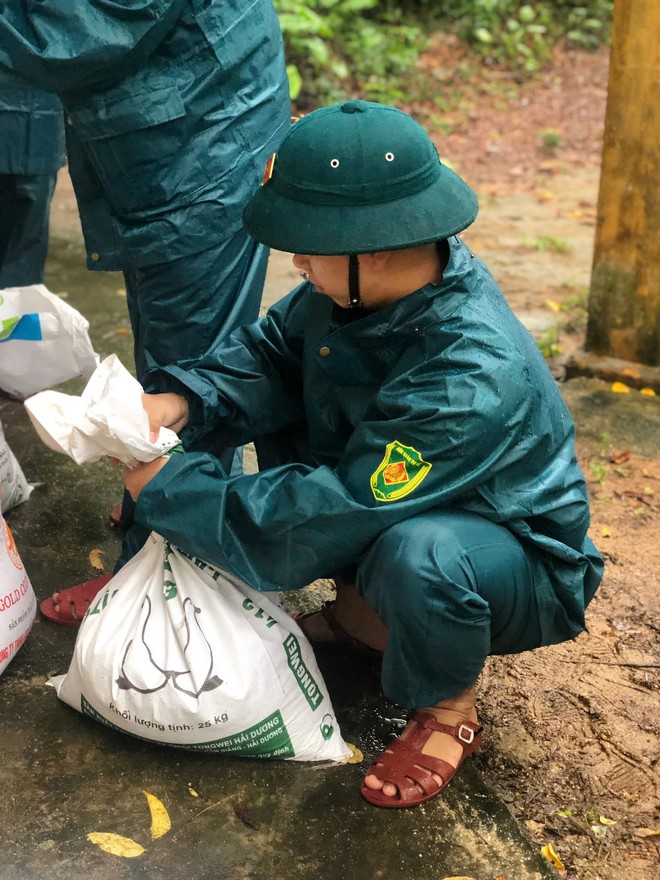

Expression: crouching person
xmin=123 ymin=101 xmax=603 ymax=808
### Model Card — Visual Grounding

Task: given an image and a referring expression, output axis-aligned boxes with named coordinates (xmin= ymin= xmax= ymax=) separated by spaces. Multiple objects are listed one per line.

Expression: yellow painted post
xmin=586 ymin=0 xmax=660 ymax=366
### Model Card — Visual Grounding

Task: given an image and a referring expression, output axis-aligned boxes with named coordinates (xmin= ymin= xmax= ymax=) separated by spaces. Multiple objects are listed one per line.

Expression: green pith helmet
xmin=243 ymin=100 xmax=478 ymax=256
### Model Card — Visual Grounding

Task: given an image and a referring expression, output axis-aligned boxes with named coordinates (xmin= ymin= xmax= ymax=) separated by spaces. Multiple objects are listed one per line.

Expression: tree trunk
xmin=586 ymin=0 xmax=659 ymax=366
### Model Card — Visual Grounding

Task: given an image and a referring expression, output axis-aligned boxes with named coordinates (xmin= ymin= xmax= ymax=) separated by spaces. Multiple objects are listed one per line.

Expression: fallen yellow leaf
xmin=115 ymin=288 xmax=127 ymax=297
xmin=622 ymin=367 xmax=641 ymax=378
xmin=601 ymin=527 xmax=611 ymax=538
xmin=541 ymin=843 xmax=565 ymax=870
xmin=640 ymin=387 xmax=656 ymax=397
xmin=143 ymin=790 xmax=171 ymax=840
xmin=115 ymin=327 xmax=131 ymax=335
xmin=346 ymin=742 xmax=364 ymax=764
xmin=537 ymin=191 xmax=554 ymax=202
xmin=87 ymin=832 xmax=145 ymax=858
xmin=88 ymin=548 xmax=105 ymax=571
xmin=188 ymin=785 xmax=199 ymax=798
xmin=545 ymin=299 xmax=562 ymax=312
xmin=599 ymin=816 xmax=616 ymax=825
xmin=635 ymin=827 xmax=660 ymax=838
xmin=611 ymin=382 xmax=630 ymax=393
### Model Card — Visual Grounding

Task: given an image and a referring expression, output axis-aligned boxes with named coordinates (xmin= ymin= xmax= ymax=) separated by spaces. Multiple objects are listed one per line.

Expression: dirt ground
xmin=48 ymin=37 xmax=658 ymax=880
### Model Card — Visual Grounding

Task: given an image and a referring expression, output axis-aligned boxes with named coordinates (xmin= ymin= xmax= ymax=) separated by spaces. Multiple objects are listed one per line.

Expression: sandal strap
xmin=296 ymin=601 xmax=383 ymax=659
xmin=412 ymin=710 xmax=483 ymax=746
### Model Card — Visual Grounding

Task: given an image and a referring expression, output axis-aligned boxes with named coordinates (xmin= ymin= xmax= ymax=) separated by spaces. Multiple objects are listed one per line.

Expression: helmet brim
xmin=243 ymin=163 xmax=478 ymax=255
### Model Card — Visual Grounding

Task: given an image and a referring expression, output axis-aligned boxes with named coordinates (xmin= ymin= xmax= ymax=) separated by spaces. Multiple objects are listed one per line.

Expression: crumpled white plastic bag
xmin=0 ymin=284 xmax=99 ymax=398
xmin=24 ymin=354 xmax=179 ymax=466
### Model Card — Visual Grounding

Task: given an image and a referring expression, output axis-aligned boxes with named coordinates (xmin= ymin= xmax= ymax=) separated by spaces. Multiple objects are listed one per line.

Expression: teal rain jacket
xmin=138 ymin=238 xmax=603 ymax=647
xmin=0 ymin=0 xmax=290 ymax=270
xmin=0 ymin=67 xmax=65 ymax=175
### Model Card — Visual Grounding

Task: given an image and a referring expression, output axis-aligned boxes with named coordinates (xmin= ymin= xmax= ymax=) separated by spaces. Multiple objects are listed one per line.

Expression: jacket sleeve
xmin=145 ymin=287 xmax=309 ymax=449
xmin=135 ymin=344 xmax=546 ymax=592
xmin=0 ymin=0 xmax=186 ymax=92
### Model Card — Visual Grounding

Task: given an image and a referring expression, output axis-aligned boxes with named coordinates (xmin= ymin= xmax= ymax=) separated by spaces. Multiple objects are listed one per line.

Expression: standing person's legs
xmin=123 ymin=228 xmax=268 ymax=388
xmin=0 ymin=172 xmax=57 ymax=287
xmin=114 ymin=228 xmax=270 ymax=567
xmin=0 ymin=175 xmax=17 ymax=275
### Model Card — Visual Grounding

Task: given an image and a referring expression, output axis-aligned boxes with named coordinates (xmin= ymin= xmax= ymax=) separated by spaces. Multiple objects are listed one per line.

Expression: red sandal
xmin=360 ymin=710 xmax=483 ymax=808
xmin=39 ymin=574 xmax=113 ymax=626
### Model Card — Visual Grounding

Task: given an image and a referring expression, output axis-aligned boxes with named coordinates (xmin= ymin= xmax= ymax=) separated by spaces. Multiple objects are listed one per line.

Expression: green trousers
xmin=357 ymin=508 xmax=597 ymax=708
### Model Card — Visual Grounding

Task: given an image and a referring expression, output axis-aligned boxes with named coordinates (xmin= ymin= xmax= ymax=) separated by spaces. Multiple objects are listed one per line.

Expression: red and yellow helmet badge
xmin=262 ymin=153 xmax=276 ymax=186
xmin=371 ymin=441 xmax=432 ymax=502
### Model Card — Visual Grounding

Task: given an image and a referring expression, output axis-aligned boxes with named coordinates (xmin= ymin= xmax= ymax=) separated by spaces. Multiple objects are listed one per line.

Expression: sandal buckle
xmin=457 ymin=724 xmax=475 ymax=745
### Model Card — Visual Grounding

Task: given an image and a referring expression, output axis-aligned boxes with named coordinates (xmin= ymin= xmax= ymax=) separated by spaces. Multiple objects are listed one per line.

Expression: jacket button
xmin=319 ymin=346 xmax=331 ymax=357
xmin=90 ymin=252 xmax=100 ymax=262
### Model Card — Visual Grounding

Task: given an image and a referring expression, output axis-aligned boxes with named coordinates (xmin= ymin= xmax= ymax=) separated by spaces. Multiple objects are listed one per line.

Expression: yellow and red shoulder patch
xmin=371 ymin=441 xmax=432 ymax=502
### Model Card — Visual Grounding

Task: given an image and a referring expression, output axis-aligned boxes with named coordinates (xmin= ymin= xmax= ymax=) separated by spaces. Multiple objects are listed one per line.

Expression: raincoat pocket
xmin=67 ymin=76 xmax=200 ymax=215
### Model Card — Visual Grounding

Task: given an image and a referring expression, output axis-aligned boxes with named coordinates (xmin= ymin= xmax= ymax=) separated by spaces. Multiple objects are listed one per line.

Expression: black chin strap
xmin=348 ymin=254 xmax=362 ymax=308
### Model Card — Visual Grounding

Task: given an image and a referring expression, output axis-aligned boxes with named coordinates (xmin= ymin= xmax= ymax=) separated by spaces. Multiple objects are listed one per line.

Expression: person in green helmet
xmin=120 ymin=101 xmax=603 ymax=809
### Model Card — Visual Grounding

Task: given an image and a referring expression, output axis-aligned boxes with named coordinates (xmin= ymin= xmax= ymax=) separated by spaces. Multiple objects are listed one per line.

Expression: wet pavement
xmin=1 ymin=228 xmax=624 ymax=880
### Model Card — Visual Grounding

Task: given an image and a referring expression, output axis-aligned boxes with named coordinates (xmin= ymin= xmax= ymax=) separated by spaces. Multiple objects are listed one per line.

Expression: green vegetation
xmin=536 ymin=325 xmax=562 ymax=358
xmin=540 ymin=128 xmax=563 ymax=150
xmin=274 ymin=1 xmax=613 ymax=103
xmin=439 ymin=0 xmax=613 ymax=72
xmin=532 ymin=235 xmax=572 ymax=253
xmin=559 ymin=289 xmax=589 ymax=332
xmin=275 ymin=0 xmax=423 ymax=104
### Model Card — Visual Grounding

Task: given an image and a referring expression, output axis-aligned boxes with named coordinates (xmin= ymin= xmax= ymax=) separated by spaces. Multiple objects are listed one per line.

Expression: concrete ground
xmin=1 ymin=228 xmax=634 ymax=880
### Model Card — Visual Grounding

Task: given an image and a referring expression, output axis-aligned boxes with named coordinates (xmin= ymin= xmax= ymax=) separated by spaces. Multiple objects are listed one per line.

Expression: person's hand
xmin=123 ymin=457 xmax=170 ymax=501
xmin=142 ymin=392 xmax=189 ymax=441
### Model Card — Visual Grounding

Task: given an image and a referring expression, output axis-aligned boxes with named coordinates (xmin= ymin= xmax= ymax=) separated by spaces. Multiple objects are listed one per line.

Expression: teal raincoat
xmin=0 ymin=0 xmax=290 ymax=271
xmin=0 ymin=66 xmax=64 ymax=176
xmin=138 ymin=238 xmax=603 ymax=649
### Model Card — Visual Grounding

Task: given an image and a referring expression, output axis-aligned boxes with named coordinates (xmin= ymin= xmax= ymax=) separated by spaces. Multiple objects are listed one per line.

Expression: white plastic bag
xmin=0 ymin=512 xmax=36 ymax=676
xmin=0 ymin=284 xmax=99 ymax=398
xmin=51 ymin=533 xmax=351 ymax=762
xmin=0 ymin=419 xmax=32 ymax=512
xmin=24 ymin=354 xmax=179 ymax=466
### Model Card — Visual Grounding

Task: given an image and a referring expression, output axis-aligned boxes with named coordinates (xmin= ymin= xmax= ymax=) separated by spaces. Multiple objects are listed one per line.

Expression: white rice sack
xmin=0 ymin=513 xmax=36 ymax=676
xmin=51 ymin=532 xmax=351 ymax=763
xmin=0 ymin=419 xmax=32 ymax=512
